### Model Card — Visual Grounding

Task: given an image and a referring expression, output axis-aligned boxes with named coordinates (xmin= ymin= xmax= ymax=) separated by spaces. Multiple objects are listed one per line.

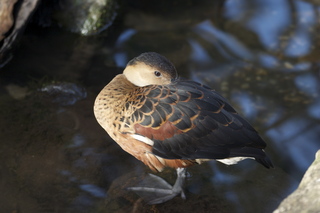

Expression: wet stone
xmin=274 ymin=150 xmax=320 ymax=213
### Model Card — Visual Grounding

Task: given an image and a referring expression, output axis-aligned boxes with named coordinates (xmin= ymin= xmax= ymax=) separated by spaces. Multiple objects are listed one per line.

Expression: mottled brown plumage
xmin=94 ymin=52 xmax=273 ymax=173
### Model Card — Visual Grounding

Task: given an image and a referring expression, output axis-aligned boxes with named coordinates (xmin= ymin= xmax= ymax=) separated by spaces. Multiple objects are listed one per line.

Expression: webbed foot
xmin=127 ymin=168 xmax=187 ymax=204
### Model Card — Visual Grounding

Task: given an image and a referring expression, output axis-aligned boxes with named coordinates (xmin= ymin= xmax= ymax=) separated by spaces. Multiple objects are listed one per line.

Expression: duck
xmin=93 ymin=52 xmax=273 ymax=204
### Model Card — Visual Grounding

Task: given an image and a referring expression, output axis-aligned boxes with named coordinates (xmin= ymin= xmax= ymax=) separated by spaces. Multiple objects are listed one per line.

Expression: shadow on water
xmin=0 ymin=0 xmax=319 ymax=212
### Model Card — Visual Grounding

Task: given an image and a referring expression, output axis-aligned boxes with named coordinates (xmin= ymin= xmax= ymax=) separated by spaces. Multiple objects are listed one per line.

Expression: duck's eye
xmin=154 ymin=71 xmax=162 ymax=77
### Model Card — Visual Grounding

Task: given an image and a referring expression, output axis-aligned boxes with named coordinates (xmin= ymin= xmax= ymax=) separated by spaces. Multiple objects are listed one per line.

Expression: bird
xmin=93 ymin=52 xmax=273 ymax=204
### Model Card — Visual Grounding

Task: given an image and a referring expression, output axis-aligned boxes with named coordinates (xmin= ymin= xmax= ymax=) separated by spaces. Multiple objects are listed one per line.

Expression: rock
xmin=0 ymin=0 xmax=40 ymax=67
xmin=39 ymin=82 xmax=87 ymax=106
xmin=54 ymin=0 xmax=118 ymax=35
xmin=273 ymin=150 xmax=320 ymax=213
xmin=5 ymin=84 xmax=29 ymax=100
xmin=0 ymin=0 xmax=18 ymax=41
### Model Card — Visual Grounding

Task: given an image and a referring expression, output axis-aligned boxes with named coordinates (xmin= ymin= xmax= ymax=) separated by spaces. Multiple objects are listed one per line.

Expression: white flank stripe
xmin=130 ymin=134 xmax=154 ymax=146
xmin=216 ymin=157 xmax=254 ymax=165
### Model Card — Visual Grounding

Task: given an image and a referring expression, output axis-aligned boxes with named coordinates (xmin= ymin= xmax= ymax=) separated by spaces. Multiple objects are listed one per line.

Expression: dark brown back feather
xmin=130 ymin=80 xmax=273 ymax=168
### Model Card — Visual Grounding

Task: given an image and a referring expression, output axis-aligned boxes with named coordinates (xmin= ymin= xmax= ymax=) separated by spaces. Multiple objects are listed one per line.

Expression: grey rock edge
xmin=273 ymin=150 xmax=320 ymax=213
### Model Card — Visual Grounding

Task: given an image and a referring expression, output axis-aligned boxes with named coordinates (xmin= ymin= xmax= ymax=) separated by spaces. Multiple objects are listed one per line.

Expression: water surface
xmin=0 ymin=0 xmax=319 ymax=212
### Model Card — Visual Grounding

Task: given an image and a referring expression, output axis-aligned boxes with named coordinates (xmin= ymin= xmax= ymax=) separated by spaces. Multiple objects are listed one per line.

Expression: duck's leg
xmin=127 ymin=168 xmax=187 ymax=204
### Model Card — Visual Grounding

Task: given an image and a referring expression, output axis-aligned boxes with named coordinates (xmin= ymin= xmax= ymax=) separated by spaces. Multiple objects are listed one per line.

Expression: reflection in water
xmin=114 ymin=29 xmax=137 ymax=67
xmin=267 ymin=117 xmax=320 ymax=172
xmin=69 ymin=133 xmax=86 ymax=148
xmin=295 ymin=73 xmax=319 ymax=97
xmin=194 ymin=20 xmax=254 ymax=60
xmin=285 ymin=28 xmax=312 ymax=57
xmin=309 ymin=100 xmax=320 ymax=119
xmin=226 ymin=0 xmax=291 ymax=49
xmin=79 ymin=184 xmax=107 ymax=198
xmin=231 ymin=92 xmax=260 ymax=119
xmin=0 ymin=0 xmax=320 ymax=212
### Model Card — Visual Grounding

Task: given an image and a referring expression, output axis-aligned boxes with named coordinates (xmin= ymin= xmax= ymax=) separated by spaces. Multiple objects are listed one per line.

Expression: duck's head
xmin=123 ymin=52 xmax=178 ymax=87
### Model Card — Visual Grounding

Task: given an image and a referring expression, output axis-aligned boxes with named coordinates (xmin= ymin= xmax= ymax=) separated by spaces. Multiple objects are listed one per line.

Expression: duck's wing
xmin=129 ymin=80 xmax=273 ymax=168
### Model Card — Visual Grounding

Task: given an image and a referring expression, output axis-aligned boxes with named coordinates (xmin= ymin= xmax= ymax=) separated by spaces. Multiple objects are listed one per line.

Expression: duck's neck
xmin=101 ymin=74 xmax=137 ymax=96
xmin=93 ymin=74 xmax=137 ymax=136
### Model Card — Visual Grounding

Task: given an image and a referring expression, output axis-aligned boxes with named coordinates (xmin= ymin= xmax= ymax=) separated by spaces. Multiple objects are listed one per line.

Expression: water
xmin=0 ymin=0 xmax=319 ymax=212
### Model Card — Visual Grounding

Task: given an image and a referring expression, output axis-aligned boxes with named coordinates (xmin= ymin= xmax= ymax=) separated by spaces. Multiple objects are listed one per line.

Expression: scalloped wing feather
xmin=129 ymin=80 xmax=273 ymax=168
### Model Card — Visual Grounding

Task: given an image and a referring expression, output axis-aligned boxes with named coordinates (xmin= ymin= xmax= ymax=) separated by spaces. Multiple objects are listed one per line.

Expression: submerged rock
xmin=40 ymin=82 xmax=87 ymax=106
xmin=54 ymin=0 xmax=118 ymax=35
xmin=5 ymin=84 xmax=29 ymax=100
xmin=273 ymin=150 xmax=320 ymax=213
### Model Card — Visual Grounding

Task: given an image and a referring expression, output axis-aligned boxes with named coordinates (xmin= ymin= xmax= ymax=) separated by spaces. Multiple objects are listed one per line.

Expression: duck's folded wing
xmin=129 ymin=80 xmax=272 ymax=168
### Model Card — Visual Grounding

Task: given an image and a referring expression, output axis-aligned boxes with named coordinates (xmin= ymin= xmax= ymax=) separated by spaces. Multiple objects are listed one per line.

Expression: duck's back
xmin=129 ymin=80 xmax=273 ymax=168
